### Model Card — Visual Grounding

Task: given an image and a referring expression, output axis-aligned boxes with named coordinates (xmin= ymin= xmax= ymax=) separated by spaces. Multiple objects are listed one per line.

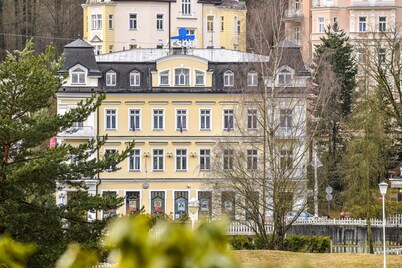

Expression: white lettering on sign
xmin=172 ymin=39 xmax=196 ymax=48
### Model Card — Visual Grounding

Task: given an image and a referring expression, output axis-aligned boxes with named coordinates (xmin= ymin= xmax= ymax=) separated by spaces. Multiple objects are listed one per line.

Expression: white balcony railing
xmin=284 ymin=9 xmax=304 ymax=19
xmin=59 ymin=126 xmax=94 ymax=137
xmin=350 ymin=0 xmax=395 ymax=6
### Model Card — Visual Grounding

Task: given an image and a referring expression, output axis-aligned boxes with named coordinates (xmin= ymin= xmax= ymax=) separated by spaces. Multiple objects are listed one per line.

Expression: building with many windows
xmin=56 ymin=39 xmax=309 ymax=220
xmin=82 ymin=0 xmax=246 ymax=54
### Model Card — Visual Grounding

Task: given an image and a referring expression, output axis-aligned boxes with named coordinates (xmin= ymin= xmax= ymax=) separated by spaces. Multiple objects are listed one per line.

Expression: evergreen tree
xmin=0 ymin=42 xmax=133 ymax=267
xmin=312 ymin=24 xmax=357 ymax=196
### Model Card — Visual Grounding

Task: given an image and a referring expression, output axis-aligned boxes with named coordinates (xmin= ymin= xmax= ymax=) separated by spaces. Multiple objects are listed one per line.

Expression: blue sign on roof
xmin=170 ymin=28 xmax=195 ymax=48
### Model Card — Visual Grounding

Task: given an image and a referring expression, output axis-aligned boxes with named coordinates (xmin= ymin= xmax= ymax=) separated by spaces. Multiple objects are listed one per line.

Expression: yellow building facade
xmin=82 ymin=0 xmax=246 ymax=54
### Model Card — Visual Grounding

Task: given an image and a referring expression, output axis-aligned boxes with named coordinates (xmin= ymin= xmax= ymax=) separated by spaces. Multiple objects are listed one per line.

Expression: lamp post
xmin=188 ymin=197 xmax=199 ymax=230
xmin=311 ymin=150 xmax=322 ymax=218
xmin=379 ymin=181 xmax=388 ymax=268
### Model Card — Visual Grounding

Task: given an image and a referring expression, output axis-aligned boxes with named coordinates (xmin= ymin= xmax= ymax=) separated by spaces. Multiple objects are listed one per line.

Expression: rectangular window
xmin=200 ymin=109 xmax=211 ymax=130
xmin=176 ymin=149 xmax=187 ymax=171
xmin=223 ymin=149 xmax=234 ymax=170
xmin=200 ymin=149 xmax=211 ymax=171
xmin=129 ymin=14 xmax=137 ymax=30
xmin=359 ymin=17 xmax=366 ymax=32
xmin=294 ymin=26 xmax=301 ymax=43
xmin=130 ymin=71 xmax=140 ymax=86
xmin=224 ymin=72 xmax=234 ymax=86
xmin=129 ymin=149 xmax=141 ymax=171
xmin=198 ymin=191 xmax=212 ymax=219
xmin=182 ymin=0 xmax=191 ymax=15
xmin=109 ymin=14 xmax=113 ymax=29
xmin=152 ymin=149 xmax=164 ymax=171
xmin=91 ymin=14 xmax=102 ymax=30
xmin=174 ymin=191 xmax=188 ymax=219
xmin=318 ymin=17 xmax=324 ymax=33
xmin=129 ymin=109 xmax=141 ymax=131
xmin=176 ymin=109 xmax=188 ymax=132
xmin=279 ymin=109 xmax=293 ymax=128
xmin=247 ymin=149 xmax=258 ymax=170
xmin=157 ymin=14 xmax=164 ymax=30
xmin=247 ymin=72 xmax=258 ymax=86
xmin=106 ymin=72 xmax=116 ymax=86
xmin=221 ymin=191 xmax=235 ymax=220
xmin=245 ymin=191 xmax=259 ymax=220
xmin=223 ymin=109 xmax=234 ymax=131
xmin=234 ymin=16 xmax=238 ymax=34
xmin=247 ymin=109 xmax=258 ymax=130
xmin=237 ymin=20 xmax=241 ymax=34
xmin=153 ymin=109 xmax=164 ymax=130
xmin=72 ymin=68 xmax=85 ymax=84
xmin=160 ymin=70 xmax=169 ymax=85
xmin=378 ymin=48 xmax=386 ymax=64
xmin=295 ymin=0 xmax=300 ymax=10
xmin=105 ymin=149 xmax=117 ymax=171
xmin=175 ymin=68 xmax=190 ymax=85
xmin=126 ymin=191 xmax=140 ymax=214
xmin=379 ymin=17 xmax=386 ymax=32
xmin=195 ymin=70 xmax=205 ymax=85
xmin=105 ymin=109 xmax=117 ymax=130
xmin=207 ymin=15 xmax=214 ymax=32
xmin=221 ymin=16 xmax=224 ymax=31
xmin=102 ymin=191 xmax=117 ymax=218
xmin=151 ymin=191 xmax=165 ymax=214
xmin=280 ymin=149 xmax=293 ymax=171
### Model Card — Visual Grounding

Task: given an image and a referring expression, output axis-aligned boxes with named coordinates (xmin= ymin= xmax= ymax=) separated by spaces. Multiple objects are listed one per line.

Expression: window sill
xmin=129 ymin=29 xmax=138 ymax=31
xmin=177 ymin=16 xmax=197 ymax=20
xmin=129 ymin=129 xmax=142 ymax=131
xmin=153 ymin=170 xmax=164 ymax=172
xmin=200 ymin=129 xmax=211 ymax=131
xmin=105 ymin=129 xmax=117 ymax=131
xmin=199 ymin=170 xmax=211 ymax=172
xmin=153 ymin=129 xmax=165 ymax=131
xmin=129 ymin=170 xmax=141 ymax=172
xmin=176 ymin=170 xmax=187 ymax=172
xmin=176 ymin=129 xmax=188 ymax=132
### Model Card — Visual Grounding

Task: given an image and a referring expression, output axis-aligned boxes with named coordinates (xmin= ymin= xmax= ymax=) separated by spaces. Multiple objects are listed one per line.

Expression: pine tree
xmin=0 ymin=41 xmax=133 ymax=267
xmin=312 ymin=24 xmax=357 ymax=195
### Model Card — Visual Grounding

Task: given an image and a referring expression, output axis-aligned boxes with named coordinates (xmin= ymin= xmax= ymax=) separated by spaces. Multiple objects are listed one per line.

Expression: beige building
xmin=82 ymin=0 xmax=247 ymax=54
xmin=284 ymin=0 xmax=402 ymax=63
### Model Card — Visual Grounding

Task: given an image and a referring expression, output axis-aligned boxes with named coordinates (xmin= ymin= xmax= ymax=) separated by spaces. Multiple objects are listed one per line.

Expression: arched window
xmin=175 ymin=68 xmax=190 ymax=85
xmin=71 ymin=67 xmax=86 ymax=85
xmin=106 ymin=71 xmax=117 ymax=86
xmin=223 ymin=71 xmax=234 ymax=87
xmin=130 ymin=71 xmax=141 ymax=86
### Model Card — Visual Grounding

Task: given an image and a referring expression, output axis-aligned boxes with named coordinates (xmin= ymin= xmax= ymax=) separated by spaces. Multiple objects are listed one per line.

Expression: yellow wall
xmin=219 ymin=8 xmax=247 ymax=51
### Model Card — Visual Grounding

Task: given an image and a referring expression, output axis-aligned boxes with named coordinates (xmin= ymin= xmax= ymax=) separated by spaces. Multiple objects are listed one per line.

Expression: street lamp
xmin=188 ymin=197 xmax=199 ymax=230
xmin=379 ymin=181 xmax=388 ymax=268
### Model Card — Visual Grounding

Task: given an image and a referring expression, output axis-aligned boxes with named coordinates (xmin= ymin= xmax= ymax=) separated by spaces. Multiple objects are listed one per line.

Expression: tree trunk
xmin=367 ymin=217 xmax=374 ymax=253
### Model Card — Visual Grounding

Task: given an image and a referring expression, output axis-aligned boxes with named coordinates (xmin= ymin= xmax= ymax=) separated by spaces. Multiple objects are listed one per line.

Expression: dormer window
xmin=71 ymin=67 xmax=86 ymax=85
xmin=195 ymin=70 xmax=205 ymax=86
xmin=130 ymin=71 xmax=140 ymax=86
xmin=106 ymin=71 xmax=116 ymax=86
xmin=247 ymin=71 xmax=258 ymax=86
xmin=160 ymin=70 xmax=170 ymax=85
xmin=175 ymin=68 xmax=190 ymax=86
xmin=224 ymin=71 xmax=234 ymax=87
xmin=277 ymin=69 xmax=292 ymax=86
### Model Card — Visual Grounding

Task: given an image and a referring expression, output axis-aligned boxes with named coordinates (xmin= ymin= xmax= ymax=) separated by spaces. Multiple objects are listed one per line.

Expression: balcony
xmin=312 ymin=0 xmax=339 ymax=7
xmin=349 ymin=0 xmax=395 ymax=7
xmin=59 ymin=126 xmax=94 ymax=138
xmin=284 ymin=9 xmax=304 ymax=20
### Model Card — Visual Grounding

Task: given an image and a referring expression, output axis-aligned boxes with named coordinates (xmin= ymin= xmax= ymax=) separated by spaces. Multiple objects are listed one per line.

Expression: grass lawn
xmin=232 ymin=250 xmax=402 ymax=268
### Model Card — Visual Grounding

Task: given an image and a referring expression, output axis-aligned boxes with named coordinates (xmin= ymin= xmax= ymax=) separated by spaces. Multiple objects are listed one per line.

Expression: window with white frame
xmin=379 ymin=17 xmax=386 ymax=32
xmin=71 ymin=67 xmax=86 ymax=84
xmin=224 ymin=71 xmax=234 ymax=86
xmin=105 ymin=149 xmax=117 ymax=171
xmin=152 ymin=149 xmax=164 ymax=171
xmin=106 ymin=71 xmax=116 ymax=86
xmin=223 ymin=109 xmax=234 ymax=131
xmin=247 ymin=149 xmax=258 ymax=170
xmin=318 ymin=17 xmax=324 ymax=33
xmin=279 ymin=109 xmax=293 ymax=128
xmin=195 ymin=70 xmax=205 ymax=85
xmin=247 ymin=71 xmax=258 ymax=86
xmin=223 ymin=149 xmax=234 ymax=170
xmin=94 ymin=45 xmax=102 ymax=55
xmin=153 ymin=109 xmax=164 ymax=130
xmin=176 ymin=109 xmax=187 ymax=132
xmin=176 ymin=149 xmax=187 ymax=171
xmin=129 ymin=109 xmax=141 ymax=131
xmin=129 ymin=14 xmax=137 ymax=30
xmin=200 ymin=109 xmax=211 ymax=130
xmin=181 ymin=0 xmax=191 ymax=15
xmin=294 ymin=26 xmax=301 ymax=44
xmin=279 ymin=149 xmax=293 ymax=171
xmin=295 ymin=0 xmax=300 ymax=10
xmin=160 ymin=70 xmax=170 ymax=85
xmin=130 ymin=71 xmax=140 ymax=86
xmin=207 ymin=15 xmax=214 ymax=32
xmin=156 ymin=14 xmax=164 ymax=30
xmin=247 ymin=109 xmax=258 ymax=130
xmin=359 ymin=17 xmax=366 ymax=32
xmin=175 ymin=68 xmax=190 ymax=85
xmin=126 ymin=191 xmax=140 ymax=213
xmin=91 ymin=14 xmax=102 ymax=30
xmin=278 ymin=69 xmax=292 ymax=86
xmin=221 ymin=191 xmax=235 ymax=219
xmin=129 ymin=149 xmax=141 ymax=171
xmin=109 ymin=14 xmax=113 ymax=29
xmin=200 ymin=149 xmax=211 ymax=171
xmin=105 ymin=109 xmax=117 ymax=130
xmin=378 ymin=48 xmax=386 ymax=64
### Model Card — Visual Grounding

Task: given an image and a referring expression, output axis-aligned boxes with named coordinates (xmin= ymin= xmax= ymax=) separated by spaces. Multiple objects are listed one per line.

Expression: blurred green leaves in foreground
xmin=1 ymin=216 xmax=241 ymax=268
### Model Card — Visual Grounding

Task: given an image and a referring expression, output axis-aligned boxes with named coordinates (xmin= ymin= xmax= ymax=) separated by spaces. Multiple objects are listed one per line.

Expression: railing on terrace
xmin=331 ymin=241 xmax=402 ymax=254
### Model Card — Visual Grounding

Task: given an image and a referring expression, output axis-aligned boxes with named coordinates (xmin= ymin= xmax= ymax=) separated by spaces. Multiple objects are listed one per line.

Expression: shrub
xmin=230 ymin=236 xmax=254 ymax=250
xmin=284 ymin=235 xmax=330 ymax=253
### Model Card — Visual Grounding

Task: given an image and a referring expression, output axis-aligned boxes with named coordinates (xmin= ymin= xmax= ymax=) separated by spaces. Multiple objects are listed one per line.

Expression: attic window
xmin=106 ymin=71 xmax=117 ymax=86
xmin=277 ymin=69 xmax=292 ymax=86
xmin=71 ymin=68 xmax=86 ymax=85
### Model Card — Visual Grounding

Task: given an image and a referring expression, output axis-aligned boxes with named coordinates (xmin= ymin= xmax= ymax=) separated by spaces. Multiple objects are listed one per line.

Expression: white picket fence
xmin=289 ymin=214 xmax=402 ymax=227
xmin=331 ymin=241 xmax=402 ymax=255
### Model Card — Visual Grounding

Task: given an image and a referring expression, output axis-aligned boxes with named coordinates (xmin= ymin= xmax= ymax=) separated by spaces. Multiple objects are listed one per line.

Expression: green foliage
xmin=55 ymin=244 xmax=98 ymax=268
xmin=230 ymin=235 xmax=255 ymax=250
xmin=0 ymin=235 xmax=35 ymax=268
xmin=284 ymin=235 xmax=330 ymax=253
xmin=105 ymin=216 xmax=240 ymax=268
xmin=0 ymin=41 xmax=134 ymax=267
